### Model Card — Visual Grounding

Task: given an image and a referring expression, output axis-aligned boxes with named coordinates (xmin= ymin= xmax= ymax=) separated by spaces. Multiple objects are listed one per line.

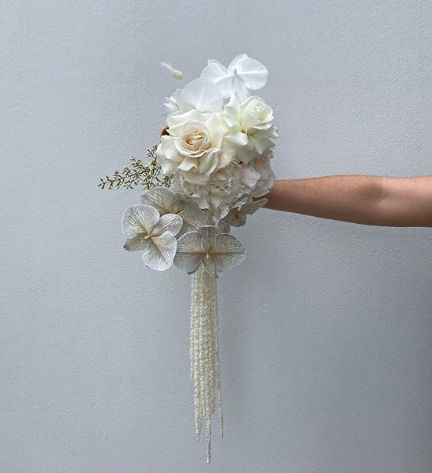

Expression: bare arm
xmin=263 ymin=175 xmax=432 ymax=227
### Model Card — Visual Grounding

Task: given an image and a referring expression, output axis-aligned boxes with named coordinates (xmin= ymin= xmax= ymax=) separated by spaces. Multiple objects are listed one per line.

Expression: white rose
xmin=157 ymin=109 xmax=236 ymax=186
xmin=222 ymin=94 xmax=278 ymax=162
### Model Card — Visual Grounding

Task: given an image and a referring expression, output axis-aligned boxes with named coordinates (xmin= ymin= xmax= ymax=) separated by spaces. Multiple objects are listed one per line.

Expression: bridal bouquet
xmin=100 ymin=53 xmax=277 ymax=462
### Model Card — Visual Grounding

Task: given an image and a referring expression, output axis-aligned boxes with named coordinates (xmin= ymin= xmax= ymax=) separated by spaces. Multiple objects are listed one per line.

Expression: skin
xmin=262 ymin=175 xmax=432 ymax=227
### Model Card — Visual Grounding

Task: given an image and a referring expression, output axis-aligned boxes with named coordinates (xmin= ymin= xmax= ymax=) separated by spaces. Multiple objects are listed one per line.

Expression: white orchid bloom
xmin=200 ymin=53 xmax=268 ymax=99
xmin=174 ymin=226 xmax=245 ymax=277
xmin=141 ymin=187 xmax=206 ymax=235
xmin=218 ymin=197 xmax=268 ymax=232
xmin=164 ymin=78 xmax=223 ymax=114
xmin=122 ymin=204 xmax=182 ymax=271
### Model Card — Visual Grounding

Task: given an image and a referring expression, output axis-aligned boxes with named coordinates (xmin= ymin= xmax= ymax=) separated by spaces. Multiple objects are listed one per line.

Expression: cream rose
xmin=157 ymin=109 xmax=236 ymax=186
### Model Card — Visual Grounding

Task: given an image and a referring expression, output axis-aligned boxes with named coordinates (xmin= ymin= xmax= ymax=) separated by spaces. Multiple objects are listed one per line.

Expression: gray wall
xmin=1 ymin=1 xmax=431 ymax=472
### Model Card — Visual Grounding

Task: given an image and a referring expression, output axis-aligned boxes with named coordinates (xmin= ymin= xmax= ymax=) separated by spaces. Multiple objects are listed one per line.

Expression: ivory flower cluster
xmin=157 ymin=54 xmax=277 ymax=219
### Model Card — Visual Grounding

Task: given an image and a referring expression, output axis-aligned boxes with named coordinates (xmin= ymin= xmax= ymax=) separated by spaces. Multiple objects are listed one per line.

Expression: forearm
xmin=264 ymin=175 xmax=432 ymax=227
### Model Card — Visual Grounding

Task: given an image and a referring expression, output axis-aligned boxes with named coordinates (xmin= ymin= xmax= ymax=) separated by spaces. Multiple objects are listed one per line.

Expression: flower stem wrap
xmin=190 ymin=264 xmax=223 ymax=464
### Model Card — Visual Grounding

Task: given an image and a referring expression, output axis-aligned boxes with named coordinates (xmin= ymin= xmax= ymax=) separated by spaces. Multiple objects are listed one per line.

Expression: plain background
xmin=1 ymin=1 xmax=432 ymax=472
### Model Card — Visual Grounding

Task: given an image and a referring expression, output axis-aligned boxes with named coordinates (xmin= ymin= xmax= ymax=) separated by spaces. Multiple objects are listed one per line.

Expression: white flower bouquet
xmin=100 ymin=53 xmax=277 ymax=462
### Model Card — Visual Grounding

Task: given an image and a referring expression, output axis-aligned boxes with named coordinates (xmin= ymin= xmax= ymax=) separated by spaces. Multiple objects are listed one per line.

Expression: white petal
xmin=181 ymin=78 xmax=223 ymax=112
xmin=212 ymin=233 xmax=246 ymax=273
xmin=152 ymin=213 xmax=183 ymax=236
xmin=121 ymin=205 xmax=159 ymax=236
xmin=141 ymin=187 xmax=186 ymax=214
xmin=227 ymin=53 xmax=248 ymax=72
xmin=124 ymin=235 xmax=152 ymax=252
xmin=225 ymin=131 xmax=248 ymax=147
xmin=243 ymin=197 xmax=267 ymax=215
xmin=176 ymin=230 xmax=204 ymax=253
xmin=142 ymin=232 xmax=177 ymax=271
xmin=174 ymin=231 xmax=204 ymax=273
xmin=233 ymin=54 xmax=268 ymax=90
xmin=178 ymin=202 xmax=207 ymax=234
xmin=199 ymin=226 xmax=220 ymax=252
xmin=202 ymin=255 xmax=217 ymax=278
xmin=200 ymin=60 xmax=234 ymax=99
xmin=174 ymin=255 xmax=202 ymax=274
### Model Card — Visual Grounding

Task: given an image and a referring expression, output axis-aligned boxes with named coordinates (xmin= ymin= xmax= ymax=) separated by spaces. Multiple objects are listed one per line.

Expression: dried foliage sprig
xmin=98 ymin=145 xmax=174 ymax=190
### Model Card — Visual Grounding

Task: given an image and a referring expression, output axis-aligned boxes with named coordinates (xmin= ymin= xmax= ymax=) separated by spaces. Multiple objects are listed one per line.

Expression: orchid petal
xmin=202 ymin=254 xmax=217 ymax=278
xmin=200 ymin=61 xmax=234 ymax=98
xmin=152 ymin=213 xmax=183 ymax=236
xmin=174 ymin=231 xmax=205 ymax=274
xmin=142 ymin=231 xmax=177 ymax=271
xmin=176 ymin=231 xmax=204 ymax=253
xmin=231 ymin=54 xmax=268 ymax=90
xmin=123 ymin=235 xmax=152 ymax=252
xmin=178 ymin=203 xmax=207 ymax=234
xmin=212 ymin=233 xmax=245 ymax=273
xmin=121 ymin=205 xmax=159 ymax=236
xmin=181 ymin=78 xmax=223 ymax=112
xmin=199 ymin=226 xmax=220 ymax=252
xmin=141 ymin=187 xmax=187 ymax=214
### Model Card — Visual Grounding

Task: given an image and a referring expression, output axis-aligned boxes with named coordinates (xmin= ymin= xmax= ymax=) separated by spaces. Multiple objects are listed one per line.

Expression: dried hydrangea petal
xmin=121 ymin=205 xmax=159 ymax=236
